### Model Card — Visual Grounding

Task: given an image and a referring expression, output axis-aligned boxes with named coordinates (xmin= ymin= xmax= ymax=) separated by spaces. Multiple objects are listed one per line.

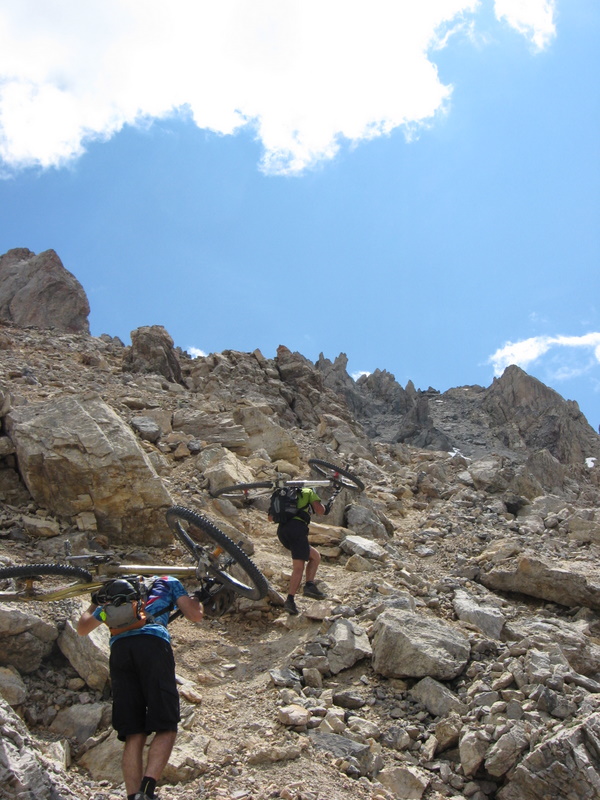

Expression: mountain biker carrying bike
xmin=77 ymin=575 xmax=203 ymax=800
xmin=271 ymin=487 xmax=327 ymax=614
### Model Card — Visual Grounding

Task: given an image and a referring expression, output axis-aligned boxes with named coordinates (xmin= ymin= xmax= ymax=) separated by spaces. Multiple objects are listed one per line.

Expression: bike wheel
xmin=165 ymin=506 xmax=269 ymax=601
xmin=212 ymin=482 xmax=273 ymax=501
xmin=0 ymin=564 xmax=94 ymax=602
xmin=308 ymin=459 xmax=365 ymax=492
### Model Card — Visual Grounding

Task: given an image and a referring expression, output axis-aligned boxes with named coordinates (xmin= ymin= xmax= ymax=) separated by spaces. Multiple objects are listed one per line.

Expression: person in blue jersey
xmin=77 ymin=574 xmax=203 ymax=800
xmin=272 ymin=486 xmax=327 ymax=614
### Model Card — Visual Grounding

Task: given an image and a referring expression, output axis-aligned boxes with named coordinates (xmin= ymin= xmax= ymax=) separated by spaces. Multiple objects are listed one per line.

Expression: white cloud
xmin=488 ymin=333 xmax=600 ymax=377
xmin=187 ymin=346 xmax=207 ymax=359
xmin=352 ymin=370 xmax=372 ymax=381
xmin=0 ymin=0 xmax=555 ymax=176
xmin=494 ymin=0 xmax=556 ymax=50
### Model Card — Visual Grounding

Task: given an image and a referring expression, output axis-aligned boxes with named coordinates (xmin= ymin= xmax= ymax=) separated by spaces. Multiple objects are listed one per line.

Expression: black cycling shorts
xmin=109 ymin=633 xmax=180 ymax=741
xmin=277 ymin=518 xmax=311 ymax=561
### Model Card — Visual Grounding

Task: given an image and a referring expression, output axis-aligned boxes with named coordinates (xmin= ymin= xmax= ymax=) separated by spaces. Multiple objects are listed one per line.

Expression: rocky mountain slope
xmin=1 ymin=247 xmax=600 ymax=800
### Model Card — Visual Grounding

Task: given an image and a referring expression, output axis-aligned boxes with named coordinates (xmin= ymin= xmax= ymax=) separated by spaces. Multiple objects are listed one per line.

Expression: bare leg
xmin=122 ymin=733 xmax=147 ymax=795
xmin=122 ymin=730 xmax=177 ymax=795
xmin=305 ymin=546 xmax=321 ymax=583
xmin=144 ymin=730 xmax=177 ymax=781
xmin=288 ymin=559 xmax=306 ymax=595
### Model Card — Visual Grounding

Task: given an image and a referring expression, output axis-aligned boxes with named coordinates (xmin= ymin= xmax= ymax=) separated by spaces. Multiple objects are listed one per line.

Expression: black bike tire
xmin=308 ymin=459 xmax=365 ymax=492
xmin=165 ymin=506 xmax=269 ymax=601
xmin=0 ymin=563 xmax=94 ymax=601
xmin=0 ymin=564 xmax=94 ymax=582
xmin=212 ymin=482 xmax=273 ymax=499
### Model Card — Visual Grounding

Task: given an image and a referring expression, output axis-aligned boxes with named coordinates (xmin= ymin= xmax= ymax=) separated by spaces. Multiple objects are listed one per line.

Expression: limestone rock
xmin=497 ymin=712 xmax=600 ymax=799
xmin=200 ymin=446 xmax=255 ymax=495
xmin=77 ymin=729 xmax=123 ymax=784
xmin=234 ymin=406 xmax=300 ymax=462
xmin=482 ymin=365 xmax=600 ymax=465
xmin=326 ymin=618 xmax=372 ymax=674
xmin=172 ymin=409 xmax=249 ymax=451
xmin=0 ymin=604 xmax=58 ymax=673
xmin=340 ymin=534 xmax=387 ymax=560
xmin=6 ymin=394 xmax=173 ymax=544
xmin=308 ymin=730 xmax=377 ymax=777
xmin=346 ymin=504 xmax=389 ymax=539
xmin=0 ymin=695 xmax=70 ymax=799
xmin=459 ymin=728 xmax=491 ymax=776
xmin=452 ymin=589 xmax=506 ymax=639
xmin=479 ymin=552 xmax=600 ymax=610
xmin=376 ymin=765 xmax=431 ymax=800
xmin=58 ymin=619 xmax=110 ymax=692
xmin=409 ymin=676 xmax=467 ymax=717
xmin=278 ymin=704 xmax=312 ymax=727
xmin=371 ymin=609 xmax=470 ymax=680
xmin=484 ymin=722 xmax=530 ymax=777
xmin=0 ymin=666 xmax=27 ymax=706
xmin=0 ymin=248 xmax=90 ymax=333
xmin=49 ymin=702 xmax=106 ymax=744
xmin=124 ymin=325 xmax=183 ymax=383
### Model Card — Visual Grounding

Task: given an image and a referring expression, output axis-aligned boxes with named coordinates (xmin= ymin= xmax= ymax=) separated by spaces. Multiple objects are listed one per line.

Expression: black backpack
xmin=269 ymin=486 xmax=308 ymax=524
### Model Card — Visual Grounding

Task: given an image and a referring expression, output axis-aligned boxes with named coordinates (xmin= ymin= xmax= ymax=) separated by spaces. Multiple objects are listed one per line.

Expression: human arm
xmin=77 ymin=605 xmax=103 ymax=636
xmin=176 ymin=594 xmax=204 ymax=623
xmin=311 ymin=500 xmax=326 ymax=516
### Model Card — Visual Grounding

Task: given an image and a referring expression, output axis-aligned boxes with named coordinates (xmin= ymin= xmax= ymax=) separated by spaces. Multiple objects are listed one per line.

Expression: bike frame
xmin=0 ymin=563 xmax=200 ymax=603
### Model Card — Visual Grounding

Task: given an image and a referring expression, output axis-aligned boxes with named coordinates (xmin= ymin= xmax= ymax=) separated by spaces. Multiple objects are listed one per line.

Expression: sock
xmin=140 ymin=776 xmax=157 ymax=798
xmin=127 ymin=794 xmax=137 ymax=800
xmin=287 ymin=594 xmax=295 ymax=601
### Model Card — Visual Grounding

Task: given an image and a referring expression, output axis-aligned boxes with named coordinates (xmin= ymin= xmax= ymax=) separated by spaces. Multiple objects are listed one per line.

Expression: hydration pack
xmin=269 ymin=486 xmax=310 ymax=524
xmin=96 ymin=578 xmax=152 ymax=636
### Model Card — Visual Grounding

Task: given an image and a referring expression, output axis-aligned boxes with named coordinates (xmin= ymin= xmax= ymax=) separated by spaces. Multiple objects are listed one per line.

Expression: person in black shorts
xmin=273 ymin=486 xmax=327 ymax=614
xmin=77 ymin=575 xmax=203 ymax=800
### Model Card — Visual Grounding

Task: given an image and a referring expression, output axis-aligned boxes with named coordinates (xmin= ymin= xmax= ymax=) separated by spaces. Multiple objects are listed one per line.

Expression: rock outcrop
xmin=0 ymin=249 xmax=90 ymax=332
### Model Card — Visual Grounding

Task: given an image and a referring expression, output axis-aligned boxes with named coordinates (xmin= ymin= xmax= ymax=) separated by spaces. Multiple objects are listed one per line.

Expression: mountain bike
xmin=0 ymin=506 xmax=269 ymax=618
xmin=212 ymin=459 xmax=364 ymax=510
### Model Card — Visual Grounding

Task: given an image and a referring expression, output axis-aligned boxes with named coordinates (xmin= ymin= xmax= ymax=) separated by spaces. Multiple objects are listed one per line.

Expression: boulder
xmin=340 ymin=534 xmax=387 ymax=560
xmin=376 ymin=765 xmax=430 ymax=800
xmin=326 ymin=618 xmax=372 ymax=674
xmin=0 ymin=248 xmax=90 ymax=332
xmin=0 ymin=666 xmax=27 ymax=706
xmin=409 ymin=676 xmax=467 ymax=717
xmin=234 ymin=406 xmax=299 ymax=462
xmin=49 ymin=702 xmax=106 ymax=744
xmin=345 ymin=504 xmax=389 ymax=539
xmin=452 ymin=589 xmax=506 ymax=639
xmin=308 ymin=730 xmax=379 ymax=777
xmin=6 ymin=394 xmax=173 ymax=544
xmin=484 ymin=722 xmax=530 ymax=777
xmin=124 ymin=325 xmax=183 ymax=384
xmin=172 ymin=410 xmax=249 ymax=451
xmin=371 ymin=609 xmax=470 ymax=680
xmin=479 ymin=553 xmax=600 ymax=610
xmin=199 ymin=446 xmax=255 ymax=495
xmin=58 ymin=619 xmax=110 ymax=692
xmin=0 ymin=604 xmax=58 ymax=673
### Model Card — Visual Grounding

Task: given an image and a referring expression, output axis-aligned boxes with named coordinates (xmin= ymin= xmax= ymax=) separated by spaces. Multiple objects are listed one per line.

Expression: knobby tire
xmin=0 ymin=563 xmax=94 ymax=602
xmin=165 ymin=506 xmax=268 ymax=601
xmin=211 ymin=482 xmax=273 ymax=500
xmin=308 ymin=459 xmax=365 ymax=491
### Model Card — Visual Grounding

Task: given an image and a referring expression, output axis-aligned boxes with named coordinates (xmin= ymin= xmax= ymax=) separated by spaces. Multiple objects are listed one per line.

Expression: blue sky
xmin=1 ymin=1 xmax=599 ymax=429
